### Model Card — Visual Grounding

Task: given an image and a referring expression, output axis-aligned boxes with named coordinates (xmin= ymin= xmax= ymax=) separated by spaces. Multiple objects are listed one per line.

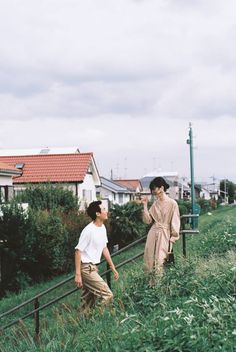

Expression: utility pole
xmin=187 ymin=122 xmax=196 ymax=227
xmin=224 ymin=179 xmax=228 ymax=203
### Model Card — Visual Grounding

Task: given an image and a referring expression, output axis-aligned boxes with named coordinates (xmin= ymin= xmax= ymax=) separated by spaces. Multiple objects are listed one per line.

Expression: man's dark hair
xmin=86 ymin=200 xmax=102 ymax=220
xmin=149 ymin=177 xmax=170 ymax=192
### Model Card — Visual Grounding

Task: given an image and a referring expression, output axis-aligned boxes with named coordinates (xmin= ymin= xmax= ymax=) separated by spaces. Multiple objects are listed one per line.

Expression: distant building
xmin=194 ymin=184 xmax=211 ymax=200
xmin=140 ymin=171 xmax=180 ymax=200
xmin=113 ymin=179 xmax=143 ymax=193
xmin=98 ymin=177 xmax=136 ymax=205
xmin=0 ymin=162 xmax=21 ymax=203
xmin=202 ymin=181 xmax=220 ymax=200
xmin=0 ymin=153 xmax=100 ymax=209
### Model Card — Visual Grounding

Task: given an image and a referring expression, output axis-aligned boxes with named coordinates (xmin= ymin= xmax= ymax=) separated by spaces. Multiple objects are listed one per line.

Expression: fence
xmin=0 ymin=214 xmax=198 ymax=339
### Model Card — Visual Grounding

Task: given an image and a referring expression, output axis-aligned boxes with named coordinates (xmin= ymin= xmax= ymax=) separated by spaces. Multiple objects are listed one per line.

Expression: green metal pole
xmin=187 ymin=122 xmax=196 ymax=228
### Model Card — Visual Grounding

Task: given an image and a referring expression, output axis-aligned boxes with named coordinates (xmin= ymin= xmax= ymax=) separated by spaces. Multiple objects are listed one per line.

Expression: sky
xmin=0 ymin=0 xmax=236 ymax=183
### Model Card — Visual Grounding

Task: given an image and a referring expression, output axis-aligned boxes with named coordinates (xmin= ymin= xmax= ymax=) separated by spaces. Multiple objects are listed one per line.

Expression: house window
xmin=14 ymin=189 xmax=25 ymax=197
xmin=118 ymin=193 xmax=123 ymax=203
xmin=0 ymin=187 xmax=5 ymax=203
xmin=0 ymin=186 xmax=14 ymax=203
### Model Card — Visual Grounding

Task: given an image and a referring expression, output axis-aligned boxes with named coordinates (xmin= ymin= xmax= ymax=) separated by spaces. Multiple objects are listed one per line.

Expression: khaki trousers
xmin=80 ymin=263 xmax=113 ymax=311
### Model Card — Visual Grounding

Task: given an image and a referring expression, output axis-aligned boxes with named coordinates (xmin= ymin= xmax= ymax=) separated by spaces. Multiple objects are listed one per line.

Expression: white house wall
xmin=12 ymin=173 xmax=98 ymax=210
xmin=200 ymin=190 xmax=211 ymax=200
xmin=167 ymin=186 xmax=179 ymax=200
xmin=99 ymin=187 xmax=132 ymax=205
xmin=78 ymin=173 xmax=98 ymax=209
xmin=99 ymin=188 xmax=114 ymax=202
xmin=122 ymin=194 xmax=131 ymax=204
xmin=0 ymin=175 xmax=14 ymax=186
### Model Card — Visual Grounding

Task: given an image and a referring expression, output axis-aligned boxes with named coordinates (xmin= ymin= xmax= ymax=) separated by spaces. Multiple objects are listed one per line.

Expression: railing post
xmin=180 ymin=214 xmax=199 ymax=257
xmin=180 ymin=215 xmax=187 ymax=257
xmin=182 ymin=233 xmax=186 ymax=257
xmin=106 ymin=244 xmax=119 ymax=289
xmin=34 ymin=298 xmax=40 ymax=342
xmin=106 ymin=263 xmax=111 ymax=288
xmin=1 ymin=236 xmax=146 ymax=334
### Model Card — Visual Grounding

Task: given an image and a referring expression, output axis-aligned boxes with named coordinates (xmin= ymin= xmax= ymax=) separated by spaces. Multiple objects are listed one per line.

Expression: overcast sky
xmin=0 ymin=0 xmax=236 ymax=183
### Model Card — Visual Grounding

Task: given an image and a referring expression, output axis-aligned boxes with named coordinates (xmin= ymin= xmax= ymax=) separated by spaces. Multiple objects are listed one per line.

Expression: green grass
xmin=1 ymin=206 xmax=236 ymax=351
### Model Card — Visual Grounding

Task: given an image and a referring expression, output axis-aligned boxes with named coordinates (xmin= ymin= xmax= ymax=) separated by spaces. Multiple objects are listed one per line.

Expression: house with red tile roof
xmin=0 ymin=162 xmax=22 ymax=203
xmin=113 ymin=179 xmax=143 ymax=193
xmin=0 ymin=153 xmax=100 ymax=209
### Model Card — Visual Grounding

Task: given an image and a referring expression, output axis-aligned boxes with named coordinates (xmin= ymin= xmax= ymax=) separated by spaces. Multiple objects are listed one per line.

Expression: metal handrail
xmin=180 ymin=230 xmax=199 ymax=234
xmin=181 ymin=214 xmax=199 ymax=218
xmin=180 ymin=214 xmax=199 ymax=257
xmin=0 ymin=275 xmax=76 ymax=319
xmin=1 ymin=251 xmax=144 ymax=331
xmin=0 ymin=235 xmax=147 ymax=320
xmin=0 ymin=212 xmax=199 ymax=334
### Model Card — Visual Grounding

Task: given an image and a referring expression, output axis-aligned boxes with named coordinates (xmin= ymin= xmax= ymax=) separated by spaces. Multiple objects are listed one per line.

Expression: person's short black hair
xmin=86 ymin=200 xmax=102 ymax=220
xmin=149 ymin=177 xmax=170 ymax=192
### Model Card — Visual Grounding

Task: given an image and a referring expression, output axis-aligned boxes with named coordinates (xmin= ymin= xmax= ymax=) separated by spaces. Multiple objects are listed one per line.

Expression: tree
xmin=220 ymin=179 xmax=236 ymax=204
xmin=15 ymin=183 xmax=79 ymax=212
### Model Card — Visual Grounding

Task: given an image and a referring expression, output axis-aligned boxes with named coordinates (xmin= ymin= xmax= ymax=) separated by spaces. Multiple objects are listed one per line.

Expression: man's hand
xmin=102 ymin=247 xmax=119 ymax=281
xmin=75 ymin=273 xmax=83 ymax=288
xmin=112 ymin=268 xmax=119 ymax=281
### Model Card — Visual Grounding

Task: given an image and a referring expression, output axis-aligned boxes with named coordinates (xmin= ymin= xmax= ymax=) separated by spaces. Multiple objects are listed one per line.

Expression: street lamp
xmin=186 ymin=122 xmax=197 ymax=227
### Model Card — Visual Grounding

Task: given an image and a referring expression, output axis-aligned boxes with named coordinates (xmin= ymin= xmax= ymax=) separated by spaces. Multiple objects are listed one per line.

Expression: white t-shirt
xmin=75 ymin=222 xmax=108 ymax=264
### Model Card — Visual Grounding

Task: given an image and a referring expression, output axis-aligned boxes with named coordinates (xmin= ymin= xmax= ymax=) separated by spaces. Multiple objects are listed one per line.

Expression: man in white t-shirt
xmin=74 ymin=201 xmax=119 ymax=312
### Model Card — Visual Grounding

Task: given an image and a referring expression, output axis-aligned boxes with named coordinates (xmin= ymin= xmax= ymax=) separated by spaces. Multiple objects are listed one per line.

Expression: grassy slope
xmin=1 ymin=206 xmax=236 ymax=352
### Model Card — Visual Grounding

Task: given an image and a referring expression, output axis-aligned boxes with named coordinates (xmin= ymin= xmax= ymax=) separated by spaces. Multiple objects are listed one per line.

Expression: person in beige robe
xmin=142 ymin=177 xmax=180 ymax=273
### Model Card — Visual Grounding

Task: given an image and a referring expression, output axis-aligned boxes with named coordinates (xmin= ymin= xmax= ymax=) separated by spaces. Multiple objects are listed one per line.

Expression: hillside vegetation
xmin=0 ymin=206 xmax=236 ymax=352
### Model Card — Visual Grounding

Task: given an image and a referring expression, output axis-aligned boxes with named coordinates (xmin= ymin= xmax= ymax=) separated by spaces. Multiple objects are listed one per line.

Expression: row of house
xmin=0 ymin=148 xmax=218 ymax=209
xmin=0 ymin=148 xmax=144 ymax=208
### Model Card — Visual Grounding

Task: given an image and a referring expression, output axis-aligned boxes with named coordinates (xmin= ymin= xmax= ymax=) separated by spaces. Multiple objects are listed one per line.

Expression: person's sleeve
xmin=170 ymin=202 xmax=180 ymax=243
xmin=103 ymin=229 xmax=108 ymax=249
xmin=75 ymin=227 xmax=91 ymax=251
xmin=142 ymin=205 xmax=153 ymax=224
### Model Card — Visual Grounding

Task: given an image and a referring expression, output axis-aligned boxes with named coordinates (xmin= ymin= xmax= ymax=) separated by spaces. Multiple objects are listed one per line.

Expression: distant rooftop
xmin=113 ymin=179 xmax=142 ymax=192
xmin=0 ymin=153 xmax=97 ymax=184
xmin=100 ymin=177 xmax=135 ymax=193
xmin=0 ymin=161 xmax=22 ymax=175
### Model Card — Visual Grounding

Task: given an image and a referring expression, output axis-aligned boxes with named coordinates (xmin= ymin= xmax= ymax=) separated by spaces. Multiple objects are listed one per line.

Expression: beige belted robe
xmin=143 ymin=196 xmax=180 ymax=273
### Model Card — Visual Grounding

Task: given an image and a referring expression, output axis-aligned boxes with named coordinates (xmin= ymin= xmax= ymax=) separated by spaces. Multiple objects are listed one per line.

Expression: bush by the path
xmin=1 ymin=207 xmax=236 ymax=351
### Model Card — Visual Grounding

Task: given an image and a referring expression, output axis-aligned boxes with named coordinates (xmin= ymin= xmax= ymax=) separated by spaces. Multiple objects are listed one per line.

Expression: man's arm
xmin=102 ymin=247 xmax=119 ymax=280
xmin=75 ymin=249 xmax=83 ymax=288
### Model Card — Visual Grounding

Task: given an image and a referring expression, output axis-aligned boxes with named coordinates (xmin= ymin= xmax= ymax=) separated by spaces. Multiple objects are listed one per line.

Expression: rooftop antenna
xmin=115 ymin=163 xmax=120 ymax=179
xmin=124 ymin=157 xmax=127 ymax=179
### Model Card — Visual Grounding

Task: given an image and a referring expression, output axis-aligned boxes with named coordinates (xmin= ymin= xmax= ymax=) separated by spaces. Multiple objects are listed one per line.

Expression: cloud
xmin=1 ymin=115 xmax=235 ymax=181
xmin=0 ymin=0 xmax=236 ymax=180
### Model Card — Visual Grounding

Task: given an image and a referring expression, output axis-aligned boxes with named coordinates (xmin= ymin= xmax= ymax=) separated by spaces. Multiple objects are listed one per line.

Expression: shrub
xmin=197 ymin=198 xmax=212 ymax=214
xmin=177 ymin=200 xmax=192 ymax=216
xmin=0 ymin=201 xmax=90 ymax=296
xmin=108 ymin=202 xmax=150 ymax=248
xmin=15 ymin=183 xmax=79 ymax=213
xmin=21 ymin=208 xmax=91 ymax=281
xmin=0 ymin=202 xmax=28 ymax=296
